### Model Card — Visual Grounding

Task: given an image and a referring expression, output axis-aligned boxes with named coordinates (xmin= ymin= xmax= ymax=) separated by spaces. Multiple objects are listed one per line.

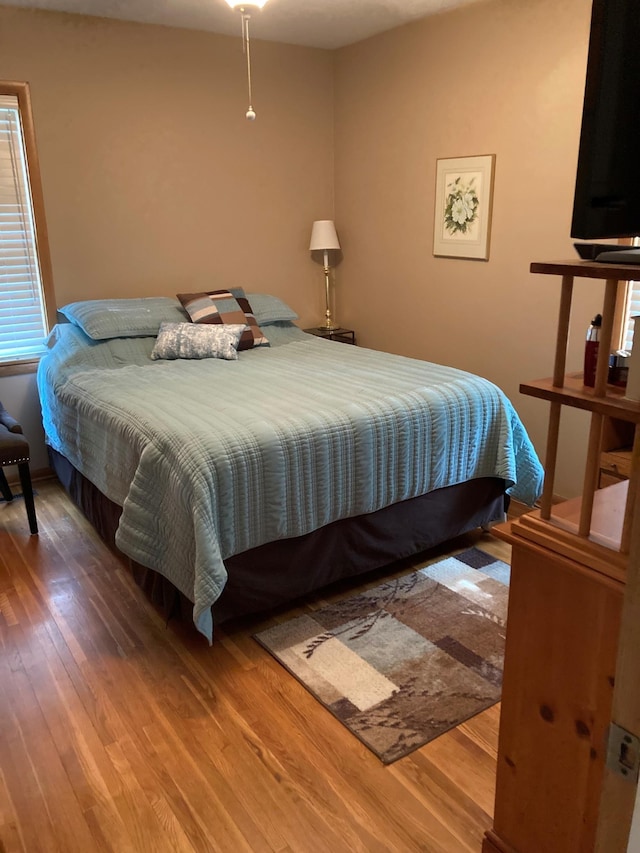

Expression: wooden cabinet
xmin=600 ymin=447 xmax=632 ymax=487
xmin=599 ymin=417 xmax=633 ymax=488
xmin=484 ymin=519 xmax=623 ymax=853
xmin=483 ymin=259 xmax=640 ymax=853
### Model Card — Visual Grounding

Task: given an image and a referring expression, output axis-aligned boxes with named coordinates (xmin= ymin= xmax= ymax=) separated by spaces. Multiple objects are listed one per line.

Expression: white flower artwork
xmin=433 ymin=155 xmax=495 ymax=260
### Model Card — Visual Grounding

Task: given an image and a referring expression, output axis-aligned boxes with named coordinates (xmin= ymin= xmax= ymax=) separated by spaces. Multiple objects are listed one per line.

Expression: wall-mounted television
xmin=570 ymin=0 xmax=640 ymax=245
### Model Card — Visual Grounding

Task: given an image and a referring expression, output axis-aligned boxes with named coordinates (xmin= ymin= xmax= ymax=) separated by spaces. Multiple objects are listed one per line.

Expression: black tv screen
xmin=571 ymin=0 xmax=640 ymax=240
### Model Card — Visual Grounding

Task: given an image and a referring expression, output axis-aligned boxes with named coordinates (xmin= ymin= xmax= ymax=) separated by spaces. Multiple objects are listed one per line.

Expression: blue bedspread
xmin=38 ymin=322 xmax=543 ymax=640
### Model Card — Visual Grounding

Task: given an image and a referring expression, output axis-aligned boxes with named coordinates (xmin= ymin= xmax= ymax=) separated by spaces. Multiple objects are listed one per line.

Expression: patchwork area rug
xmin=254 ymin=548 xmax=510 ymax=764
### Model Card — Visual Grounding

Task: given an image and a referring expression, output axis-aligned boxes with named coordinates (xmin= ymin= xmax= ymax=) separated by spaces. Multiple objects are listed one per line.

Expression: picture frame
xmin=433 ymin=154 xmax=496 ymax=260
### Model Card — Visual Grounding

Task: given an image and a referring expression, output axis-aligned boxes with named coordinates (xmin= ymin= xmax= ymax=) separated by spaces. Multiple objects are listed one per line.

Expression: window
xmin=0 ymin=82 xmax=55 ymax=369
xmin=620 ymin=237 xmax=640 ymax=353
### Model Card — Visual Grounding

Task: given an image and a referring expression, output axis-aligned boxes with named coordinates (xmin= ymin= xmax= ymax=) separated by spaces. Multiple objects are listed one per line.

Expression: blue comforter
xmin=38 ymin=322 xmax=543 ymax=640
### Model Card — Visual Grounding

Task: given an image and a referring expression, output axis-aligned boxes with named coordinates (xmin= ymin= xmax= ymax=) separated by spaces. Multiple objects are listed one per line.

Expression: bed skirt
xmin=49 ymin=448 xmax=507 ymax=627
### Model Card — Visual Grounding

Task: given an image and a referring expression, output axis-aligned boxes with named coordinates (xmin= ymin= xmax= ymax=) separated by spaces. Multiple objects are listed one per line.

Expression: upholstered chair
xmin=0 ymin=402 xmax=38 ymax=534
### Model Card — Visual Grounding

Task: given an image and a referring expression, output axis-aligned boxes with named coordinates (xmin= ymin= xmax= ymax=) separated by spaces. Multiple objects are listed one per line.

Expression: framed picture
xmin=433 ymin=154 xmax=496 ymax=260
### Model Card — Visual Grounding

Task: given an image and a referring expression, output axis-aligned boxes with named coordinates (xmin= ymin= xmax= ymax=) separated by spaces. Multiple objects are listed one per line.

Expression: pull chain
xmin=241 ymin=12 xmax=256 ymax=120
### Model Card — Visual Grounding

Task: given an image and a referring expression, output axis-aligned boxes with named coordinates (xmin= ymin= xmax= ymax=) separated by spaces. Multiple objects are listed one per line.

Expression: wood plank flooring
xmin=0 ymin=479 xmax=512 ymax=853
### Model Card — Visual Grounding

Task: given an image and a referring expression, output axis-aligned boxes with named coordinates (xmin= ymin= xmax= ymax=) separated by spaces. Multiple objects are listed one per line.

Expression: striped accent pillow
xmin=176 ymin=289 xmax=269 ymax=351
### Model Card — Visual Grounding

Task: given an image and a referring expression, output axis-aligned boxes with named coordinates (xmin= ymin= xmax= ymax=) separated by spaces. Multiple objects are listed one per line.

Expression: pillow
xmin=176 ymin=289 xmax=269 ymax=351
xmin=150 ymin=322 xmax=246 ymax=361
xmin=59 ymin=297 xmax=189 ymax=340
xmin=245 ymin=293 xmax=298 ymax=325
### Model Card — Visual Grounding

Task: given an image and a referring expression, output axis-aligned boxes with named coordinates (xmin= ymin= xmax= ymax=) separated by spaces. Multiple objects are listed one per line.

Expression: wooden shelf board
xmin=531 ymin=260 xmax=640 ymax=280
xmin=545 ymin=479 xmax=627 ymax=548
xmin=492 ymin=518 xmax=627 ymax=590
xmin=493 ymin=481 xmax=629 ymax=585
xmin=520 ymin=374 xmax=640 ymax=422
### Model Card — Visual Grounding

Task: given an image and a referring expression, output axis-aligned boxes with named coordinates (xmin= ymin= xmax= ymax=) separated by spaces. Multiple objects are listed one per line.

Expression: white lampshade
xmin=226 ymin=0 xmax=269 ymax=8
xmin=309 ymin=220 xmax=340 ymax=252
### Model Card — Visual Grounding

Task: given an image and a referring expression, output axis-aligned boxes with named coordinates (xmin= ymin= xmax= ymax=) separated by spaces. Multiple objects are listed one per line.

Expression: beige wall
xmin=2 ymin=0 xmax=601 ymax=496
xmin=0 ymin=4 xmax=334 ymax=468
xmin=0 ymin=5 xmax=334 ymax=316
xmin=334 ymin=0 xmax=598 ymax=497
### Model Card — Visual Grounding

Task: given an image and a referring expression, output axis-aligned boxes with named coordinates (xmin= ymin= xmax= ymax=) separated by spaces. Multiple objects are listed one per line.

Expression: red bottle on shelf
xmin=583 ymin=313 xmax=602 ymax=387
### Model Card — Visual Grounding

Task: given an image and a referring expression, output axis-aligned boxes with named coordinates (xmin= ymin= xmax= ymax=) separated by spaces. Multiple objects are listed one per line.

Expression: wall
xmin=0 ymin=5 xmax=334 ymax=469
xmin=1 ymin=0 xmax=601 ymax=497
xmin=334 ymin=0 xmax=597 ymax=498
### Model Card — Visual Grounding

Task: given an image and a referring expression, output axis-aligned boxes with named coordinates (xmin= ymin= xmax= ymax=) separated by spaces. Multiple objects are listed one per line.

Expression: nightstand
xmin=304 ymin=327 xmax=356 ymax=345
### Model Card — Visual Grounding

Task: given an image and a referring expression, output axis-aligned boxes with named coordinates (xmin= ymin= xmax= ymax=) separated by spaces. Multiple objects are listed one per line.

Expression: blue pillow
xmin=245 ymin=293 xmax=298 ymax=325
xmin=58 ymin=298 xmax=189 ymax=340
xmin=58 ymin=293 xmax=298 ymax=340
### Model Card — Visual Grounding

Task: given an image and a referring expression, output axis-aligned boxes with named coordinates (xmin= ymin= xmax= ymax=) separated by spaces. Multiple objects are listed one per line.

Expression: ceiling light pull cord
xmin=227 ymin=1 xmax=267 ymax=119
xmin=242 ymin=12 xmax=256 ymax=120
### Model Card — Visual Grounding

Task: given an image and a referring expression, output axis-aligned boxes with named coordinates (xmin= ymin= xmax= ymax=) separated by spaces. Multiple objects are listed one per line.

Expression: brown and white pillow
xmin=176 ymin=288 xmax=269 ymax=351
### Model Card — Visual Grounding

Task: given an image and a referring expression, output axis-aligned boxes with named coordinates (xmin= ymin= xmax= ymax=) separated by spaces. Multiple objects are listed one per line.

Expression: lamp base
xmin=318 ymin=322 xmax=340 ymax=331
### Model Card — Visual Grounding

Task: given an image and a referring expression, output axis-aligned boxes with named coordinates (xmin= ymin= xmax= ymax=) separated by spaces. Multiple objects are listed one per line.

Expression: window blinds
xmin=624 ymin=283 xmax=640 ymax=352
xmin=622 ymin=238 xmax=640 ymax=353
xmin=0 ymin=93 xmax=47 ymax=362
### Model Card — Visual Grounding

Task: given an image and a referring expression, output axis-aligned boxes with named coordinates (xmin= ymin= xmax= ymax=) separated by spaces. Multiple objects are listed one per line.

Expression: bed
xmin=37 ymin=291 xmax=544 ymax=642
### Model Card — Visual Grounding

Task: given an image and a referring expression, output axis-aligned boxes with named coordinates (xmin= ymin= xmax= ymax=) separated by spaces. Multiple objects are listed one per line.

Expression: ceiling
xmin=2 ymin=0 xmax=487 ymax=49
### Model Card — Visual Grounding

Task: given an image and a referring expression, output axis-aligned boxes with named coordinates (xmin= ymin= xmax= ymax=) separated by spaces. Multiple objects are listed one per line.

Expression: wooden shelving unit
xmin=483 ymin=259 xmax=640 ymax=853
xmin=525 ymin=261 xmax=640 ymax=551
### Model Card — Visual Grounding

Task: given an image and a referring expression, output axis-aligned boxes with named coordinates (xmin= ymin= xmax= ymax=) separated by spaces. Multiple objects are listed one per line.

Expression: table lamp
xmin=309 ymin=220 xmax=341 ymax=331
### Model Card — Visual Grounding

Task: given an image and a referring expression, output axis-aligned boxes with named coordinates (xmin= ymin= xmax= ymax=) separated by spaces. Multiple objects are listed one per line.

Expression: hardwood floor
xmin=0 ymin=479 xmax=512 ymax=853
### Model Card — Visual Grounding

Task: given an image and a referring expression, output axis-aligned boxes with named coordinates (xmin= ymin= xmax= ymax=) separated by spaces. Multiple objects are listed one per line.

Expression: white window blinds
xmin=622 ymin=238 xmax=640 ymax=353
xmin=0 ymin=93 xmax=48 ymax=362
xmin=624 ymin=282 xmax=640 ymax=352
